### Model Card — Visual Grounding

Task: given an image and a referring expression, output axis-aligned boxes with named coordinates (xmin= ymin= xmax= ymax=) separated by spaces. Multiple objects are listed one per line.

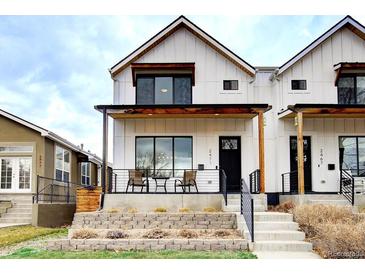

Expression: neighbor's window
xmin=136 ymin=76 xmax=192 ymax=105
xmin=338 ymin=75 xmax=365 ymax=104
xmin=339 ymin=136 xmax=365 ymax=176
xmin=135 ymin=137 xmax=192 ymax=177
xmin=55 ymin=145 xmax=70 ymax=182
xmin=291 ymin=80 xmax=307 ymax=90
xmin=81 ymin=162 xmax=91 ymax=185
xmin=223 ymin=80 xmax=239 ymax=90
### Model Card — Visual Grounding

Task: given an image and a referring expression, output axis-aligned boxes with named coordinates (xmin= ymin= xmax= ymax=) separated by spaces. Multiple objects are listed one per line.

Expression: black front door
xmin=290 ymin=136 xmax=312 ymax=192
xmin=219 ymin=136 xmax=241 ymax=193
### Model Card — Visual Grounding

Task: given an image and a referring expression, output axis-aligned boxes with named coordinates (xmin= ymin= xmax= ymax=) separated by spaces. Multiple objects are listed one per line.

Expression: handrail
xmin=240 ymin=178 xmax=254 ymax=242
xmin=281 ymin=170 xmax=298 ymax=194
xmin=340 ymin=169 xmax=355 ymax=205
xmin=221 ymin=169 xmax=227 ymax=206
xmin=249 ymin=169 xmax=260 ymax=194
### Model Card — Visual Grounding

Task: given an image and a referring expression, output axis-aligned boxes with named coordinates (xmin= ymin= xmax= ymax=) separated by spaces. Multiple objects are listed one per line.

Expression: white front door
xmin=0 ymin=157 xmax=32 ymax=192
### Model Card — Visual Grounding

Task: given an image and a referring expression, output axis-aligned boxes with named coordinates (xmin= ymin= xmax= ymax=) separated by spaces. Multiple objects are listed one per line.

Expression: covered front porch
xmin=278 ymin=104 xmax=365 ymax=205
xmin=95 ymin=104 xmax=271 ymax=208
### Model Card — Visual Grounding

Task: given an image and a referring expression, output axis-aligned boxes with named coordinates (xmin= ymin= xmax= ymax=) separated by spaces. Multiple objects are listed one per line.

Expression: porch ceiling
xmin=95 ymin=104 xmax=272 ymax=119
xmin=279 ymin=104 xmax=365 ymax=118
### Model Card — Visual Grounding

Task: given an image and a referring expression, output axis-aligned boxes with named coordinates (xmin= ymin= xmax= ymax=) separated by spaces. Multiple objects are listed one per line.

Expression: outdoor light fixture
xmin=294 ymin=116 xmax=298 ymax=126
xmin=160 ymin=88 xmax=168 ymax=93
xmin=214 ymin=113 xmax=219 ymax=116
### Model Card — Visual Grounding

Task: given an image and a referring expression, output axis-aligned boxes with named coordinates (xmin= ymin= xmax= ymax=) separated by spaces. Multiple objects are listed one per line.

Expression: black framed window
xmin=339 ymin=136 xmax=365 ymax=176
xmin=223 ymin=80 xmax=238 ymax=90
xmin=135 ymin=137 xmax=192 ymax=176
xmin=291 ymin=80 xmax=307 ymax=90
xmin=136 ymin=75 xmax=192 ymax=105
xmin=338 ymin=75 xmax=365 ymax=104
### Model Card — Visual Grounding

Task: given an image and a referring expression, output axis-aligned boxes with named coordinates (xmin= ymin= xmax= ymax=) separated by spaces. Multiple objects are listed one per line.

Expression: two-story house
xmin=96 ymin=15 xmax=365 ymax=210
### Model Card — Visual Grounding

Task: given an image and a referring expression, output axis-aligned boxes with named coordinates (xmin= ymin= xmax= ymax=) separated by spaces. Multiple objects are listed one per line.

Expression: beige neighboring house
xmin=0 ymin=108 xmax=102 ymax=227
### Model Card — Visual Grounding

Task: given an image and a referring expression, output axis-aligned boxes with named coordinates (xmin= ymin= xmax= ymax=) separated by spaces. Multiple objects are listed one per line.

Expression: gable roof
xmin=276 ymin=15 xmax=365 ymax=76
xmin=0 ymin=107 xmax=102 ymax=164
xmin=109 ymin=15 xmax=256 ymax=78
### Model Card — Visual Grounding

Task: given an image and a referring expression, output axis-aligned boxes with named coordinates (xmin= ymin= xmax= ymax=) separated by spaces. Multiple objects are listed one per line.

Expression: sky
xmin=0 ymin=15 xmax=363 ymax=159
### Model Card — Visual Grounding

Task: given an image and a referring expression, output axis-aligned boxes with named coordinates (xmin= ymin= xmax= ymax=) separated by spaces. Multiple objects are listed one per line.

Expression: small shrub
xmin=72 ymin=229 xmax=98 ymax=239
xmin=213 ymin=229 xmax=232 ymax=237
xmin=154 ymin=207 xmax=167 ymax=213
xmin=268 ymin=201 xmax=295 ymax=213
xmin=203 ymin=207 xmax=219 ymax=212
xmin=178 ymin=229 xmax=198 ymax=239
xmin=107 ymin=208 xmax=121 ymax=213
xmin=143 ymin=229 xmax=169 ymax=239
xmin=179 ymin=207 xmax=190 ymax=213
xmin=127 ymin=208 xmax=138 ymax=213
xmin=106 ymin=230 xmax=128 ymax=239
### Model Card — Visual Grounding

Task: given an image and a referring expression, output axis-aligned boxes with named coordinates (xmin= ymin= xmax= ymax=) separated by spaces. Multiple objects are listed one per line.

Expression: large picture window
xmin=339 ymin=136 xmax=365 ymax=176
xmin=338 ymin=75 xmax=365 ymax=104
xmin=136 ymin=75 xmax=192 ymax=105
xmin=55 ymin=145 xmax=71 ymax=182
xmin=135 ymin=137 xmax=192 ymax=176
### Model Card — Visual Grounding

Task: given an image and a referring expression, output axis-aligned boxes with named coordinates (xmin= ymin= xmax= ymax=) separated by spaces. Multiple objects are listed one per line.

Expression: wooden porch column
xmin=258 ymin=111 xmax=265 ymax=193
xmin=296 ymin=111 xmax=305 ymax=194
xmin=101 ymin=108 xmax=108 ymax=194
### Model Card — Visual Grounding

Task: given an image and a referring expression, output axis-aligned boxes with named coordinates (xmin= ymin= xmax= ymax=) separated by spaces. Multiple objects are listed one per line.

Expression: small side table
xmin=152 ymin=176 xmax=170 ymax=193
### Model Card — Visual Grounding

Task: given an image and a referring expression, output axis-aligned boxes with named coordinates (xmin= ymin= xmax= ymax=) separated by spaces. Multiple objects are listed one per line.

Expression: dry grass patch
xmin=179 ymin=208 xmax=190 ymax=213
xmin=268 ymin=201 xmax=295 ymax=213
xmin=127 ymin=208 xmax=138 ymax=213
xmin=293 ymin=204 xmax=365 ymax=258
xmin=203 ymin=207 xmax=219 ymax=213
xmin=153 ymin=207 xmax=167 ymax=213
xmin=72 ymin=229 xmax=98 ymax=239
xmin=107 ymin=208 xmax=121 ymax=213
xmin=142 ymin=229 xmax=169 ymax=239
xmin=106 ymin=230 xmax=128 ymax=239
xmin=178 ymin=229 xmax=198 ymax=239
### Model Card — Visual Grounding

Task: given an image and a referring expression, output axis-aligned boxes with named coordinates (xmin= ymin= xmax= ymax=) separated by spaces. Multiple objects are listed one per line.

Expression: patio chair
xmin=174 ymin=170 xmax=198 ymax=193
xmin=126 ymin=170 xmax=148 ymax=193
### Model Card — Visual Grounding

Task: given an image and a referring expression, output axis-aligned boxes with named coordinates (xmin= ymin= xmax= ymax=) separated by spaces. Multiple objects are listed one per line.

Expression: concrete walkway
xmin=0 ymin=223 xmax=28 ymax=228
xmin=254 ymin=251 xmax=321 ymax=259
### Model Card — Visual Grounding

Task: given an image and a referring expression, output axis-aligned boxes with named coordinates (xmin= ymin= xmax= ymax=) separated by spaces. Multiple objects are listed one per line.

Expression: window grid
xmin=81 ymin=162 xmax=91 ymax=186
xmin=55 ymin=146 xmax=71 ymax=182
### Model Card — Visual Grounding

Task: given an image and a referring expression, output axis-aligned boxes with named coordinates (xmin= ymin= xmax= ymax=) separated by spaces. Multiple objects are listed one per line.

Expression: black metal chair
xmin=126 ymin=170 xmax=148 ymax=193
xmin=174 ymin=170 xmax=198 ymax=193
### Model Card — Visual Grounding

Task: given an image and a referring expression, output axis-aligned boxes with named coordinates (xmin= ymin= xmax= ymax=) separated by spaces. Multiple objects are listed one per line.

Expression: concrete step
xmin=2 ymin=213 xmax=32 ymax=218
xmin=253 ymin=251 xmax=321 ymax=259
xmin=254 ymin=230 xmax=305 ymax=241
xmin=0 ymin=217 xmax=32 ymax=224
xmin=308 ymin=199 xmax=350 ymax=206
xmin=223 ymin=204 xmax=265 ymax=212
xmin=254 ymin=240 xmax=312 ymax=252
xmin=254 ymin=212 xmax=293 ymax=222
xmin=255 ymin=221 xmax=299 ymax=231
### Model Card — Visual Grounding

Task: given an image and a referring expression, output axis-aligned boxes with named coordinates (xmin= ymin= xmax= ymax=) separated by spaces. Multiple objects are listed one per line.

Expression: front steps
xmin=222 ymin=194 xmax=266 ymax=213
xmin=0 ymin=195 xmax=32 ymax=225
xmin=307 ymin=195 xmax=350 ymax=206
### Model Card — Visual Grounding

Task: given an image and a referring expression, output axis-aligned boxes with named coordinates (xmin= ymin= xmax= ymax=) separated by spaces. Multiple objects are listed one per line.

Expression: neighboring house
xmin=93 ymin=15 xmax=365 ymax=208
xmin=0 ymin=108 xmax=102 ymax=226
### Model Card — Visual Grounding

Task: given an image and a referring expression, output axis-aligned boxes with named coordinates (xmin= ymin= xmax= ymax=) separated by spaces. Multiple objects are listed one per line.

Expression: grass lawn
xmin=1 ymin=247 xmax=257 ymax=259
xmin=0 ymin=225 xmax=68 ymax=248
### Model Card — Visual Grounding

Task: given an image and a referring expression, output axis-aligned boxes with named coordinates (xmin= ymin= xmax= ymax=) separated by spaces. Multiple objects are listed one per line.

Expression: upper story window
xmin=338 ymin=75 xmax=365 ymax=104
xmin=223 ymin=80 xmax=238 ymax=90
xmin=136 ymin=75 xmax=192 ymax=105
xmin=291 ymin=80 xmax=307 ymax=90
xmin=0 ymin=145 xmax=33 ymax=153
xmin=81 ymin=162 xmax=91 ymax=185
xmin=55 ymin=145 xmax=70 ymax=182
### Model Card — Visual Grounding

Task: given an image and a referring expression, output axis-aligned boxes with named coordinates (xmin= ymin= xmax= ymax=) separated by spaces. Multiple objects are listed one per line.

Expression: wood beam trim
xmin=258 ymin=112 xmax=265 ymax=193
xmin=296 ymin=112 xmax=305 ymax=195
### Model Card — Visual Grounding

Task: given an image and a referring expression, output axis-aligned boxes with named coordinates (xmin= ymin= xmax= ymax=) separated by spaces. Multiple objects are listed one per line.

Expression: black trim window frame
xmin=135 ymin=136 xmax=193 ymax=177
xmin=291 ymin=80 xmax=307 ymax=90
xmin=223 ymin=80 xmax=239 ymax=90
xmin=136 ymin=74 xmax=193 ymax=105
xmin=339 ymin=136 xmax=365 ymax=177
xmin=337 ymin=74 xmax=365 ymax=104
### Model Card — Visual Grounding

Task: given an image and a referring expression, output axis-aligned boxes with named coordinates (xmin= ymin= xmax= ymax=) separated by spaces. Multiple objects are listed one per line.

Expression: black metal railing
xmin=240 ymin=178 xmax=254 ymax=242
xmin=340 ymin=169 xmax=355 ymax=205
xmin=32 ymin=176 xmax=84 ymax=204
xmin=110 ymin=168 xmax=226 ymax=194
xmin=281 ymin=170 xmax=298 ymax=194
xmin=220 ymin=169 xmax=227 ymax=205
xmin=249 ymin=169 xmax=260 ymax=194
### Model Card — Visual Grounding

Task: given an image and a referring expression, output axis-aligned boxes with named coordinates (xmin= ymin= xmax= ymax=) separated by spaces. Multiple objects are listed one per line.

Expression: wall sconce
xmin=160 ymin=88 xmax=168 ymax=93
xmin=294 ymin=116 xmax=298 ymax=126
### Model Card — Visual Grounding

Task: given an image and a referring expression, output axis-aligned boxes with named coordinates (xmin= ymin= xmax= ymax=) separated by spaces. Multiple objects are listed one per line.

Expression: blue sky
xmin=0 ymin=15 xmax=362 ymax=158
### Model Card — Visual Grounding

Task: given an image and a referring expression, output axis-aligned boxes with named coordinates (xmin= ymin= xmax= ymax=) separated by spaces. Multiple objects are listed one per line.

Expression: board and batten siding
xmin=113 ymin=27 xmax=255 ymax=105
xmin=278 ymin=28 xmax=365 ymax=110
xmin=113 ymin=118 xmax=256 ymax=192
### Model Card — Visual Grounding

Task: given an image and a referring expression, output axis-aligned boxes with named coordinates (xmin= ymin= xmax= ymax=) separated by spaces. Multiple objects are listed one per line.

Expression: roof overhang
xmin=131 ymin=63 xmax=195 ymax=86
xmin=334 ymin=62 xmax=365 ymax=85
xmin=95 ymin=104 xmax=271 ymax=119
xmin=109 ymin=16 xmax=256 ymax=78
xmin=279 ymin=104 xmax=365 ymax=119
xmin=275 ymin=16 xmax=365 ymax=77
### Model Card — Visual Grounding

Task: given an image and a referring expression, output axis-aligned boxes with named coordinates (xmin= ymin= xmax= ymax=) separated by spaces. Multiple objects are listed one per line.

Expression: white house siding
xmin=113 ymin=27 xmax=254 ymax=105
xmin=113 ymin=118 xmax=256 ymax=193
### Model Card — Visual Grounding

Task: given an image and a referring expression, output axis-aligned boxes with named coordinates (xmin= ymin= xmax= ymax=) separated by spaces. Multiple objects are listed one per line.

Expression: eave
xmin=279 ymin=104 xmax=365 ymax=118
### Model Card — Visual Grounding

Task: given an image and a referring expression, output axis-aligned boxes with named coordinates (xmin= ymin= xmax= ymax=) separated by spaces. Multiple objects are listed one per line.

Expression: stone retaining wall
xmin=46 ymin=238 xmax=248 ymax=251
xmin=72 ymin=212 xmax=237 ymax=230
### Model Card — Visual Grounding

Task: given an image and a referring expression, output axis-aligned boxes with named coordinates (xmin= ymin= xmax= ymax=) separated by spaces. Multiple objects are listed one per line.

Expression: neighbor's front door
xmin=0 ymin=157 xmax=32 ymax=192
xmin=219 ymin=136 xmax=241 ymax=193
xmin=289 ymin=136 xmax=312 ymax=192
